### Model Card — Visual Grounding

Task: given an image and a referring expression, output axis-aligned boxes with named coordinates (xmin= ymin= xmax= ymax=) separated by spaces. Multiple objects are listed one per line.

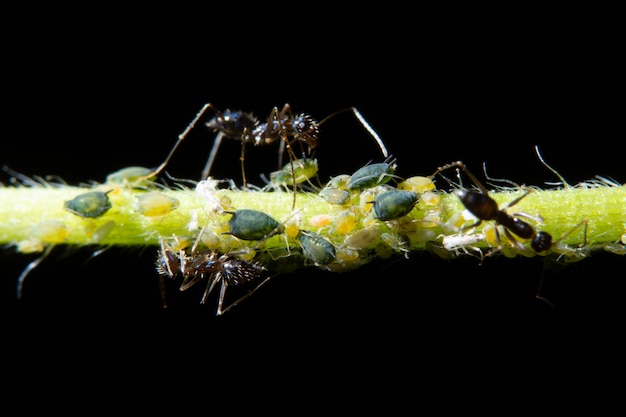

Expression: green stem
xmin=1 ymin=178 xmax=624 ymax=270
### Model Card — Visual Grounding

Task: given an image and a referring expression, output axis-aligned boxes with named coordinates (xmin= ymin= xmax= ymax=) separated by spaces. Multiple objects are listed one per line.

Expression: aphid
xmin=269 ymin=157 xmax=319 ymax=187
xmin=319 ymin=187 xmax=351 ymax=205
xmin=225 ymin=209 xmax=285 ymax=241
xmin=319 ymin=174 xmax=352 ymax=205
xmin=15 ymin=220 xmax=69 ymax=299
xmin=105 ymin=166 xmax=155 ymax=188
xmin=430 ymin=161 xmax=552 ymax=254
xmin=346 ymin=156 xmax=397 ymax=191
xmin=135 ymin=192 xmax=180 ymax=217
xmin=297 ymin=230 xmax=337 ymax=267
xmin=397 ymin=176 xmax=436 ymax=193
xmin=344 ymin=224 xmax=382 ymax=250
xmin=64 ymin=190 xmax=113 ymax=219
xmin=369 ymin=190 xmax=419 ymax=221
xmin=439 ymin=232 xmax=486 ymax=261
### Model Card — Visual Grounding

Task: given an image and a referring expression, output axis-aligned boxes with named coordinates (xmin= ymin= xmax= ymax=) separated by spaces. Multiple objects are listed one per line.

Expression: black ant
xmin=431 ymin=157 xmax=590 ymax=307
xmin=143 ymin=103 xmax=388 ymax=200
xmin=430 ymin=161 xmax=553 ymax=255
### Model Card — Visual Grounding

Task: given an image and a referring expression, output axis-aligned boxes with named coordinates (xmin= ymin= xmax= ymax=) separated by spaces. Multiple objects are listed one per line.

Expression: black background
xmin=1 ymin=9 xmax=624 ymax=403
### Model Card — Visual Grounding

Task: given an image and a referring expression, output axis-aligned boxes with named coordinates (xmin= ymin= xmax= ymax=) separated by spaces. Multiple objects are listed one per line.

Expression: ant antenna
xmin=318 ymin=107 xmax=389 ymax=158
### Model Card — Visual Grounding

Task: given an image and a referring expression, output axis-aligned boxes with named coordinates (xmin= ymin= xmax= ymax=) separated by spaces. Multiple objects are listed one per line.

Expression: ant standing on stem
xmin=430 ymin=161 xmax=553 ymax=255
xmin=430 ymin=151 xmax=590 ymax=307
xmin=142 ymin=103 xmax=389 ymax=210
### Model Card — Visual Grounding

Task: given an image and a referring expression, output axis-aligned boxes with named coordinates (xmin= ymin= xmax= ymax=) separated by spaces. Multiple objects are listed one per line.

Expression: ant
xmin=156 ymin=208 xmax=301 ymax=315
xmin=430 ymin=153 xmax=590 ymax=307
xmin=429 ymin=161 xmax=553 ymax=255
xmin=143 ymin=103 xmax=388 ymax=208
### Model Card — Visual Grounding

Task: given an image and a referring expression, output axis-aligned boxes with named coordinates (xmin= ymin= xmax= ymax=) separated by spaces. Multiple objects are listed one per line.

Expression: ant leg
xmin=220 ymin=273 xmax=277 ymax=316
xmin=268 ymin=105 xmax=299 ymax=210
xmin=201 ymin=131 xmax=225 ymax=181
xmin=239 ymin=131 xmax=249 ymax=190
xmin=319 ymin=107 xmax=389 ymax=158
xmin=144 ymin=103 xmax=216 ymax=180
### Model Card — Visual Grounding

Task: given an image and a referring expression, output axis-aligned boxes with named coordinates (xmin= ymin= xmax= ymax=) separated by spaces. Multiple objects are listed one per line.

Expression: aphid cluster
xmin=6 ymin=102 xmax=617 ymax=314
xmin=152 ymin=152 xmax=440 ymax=314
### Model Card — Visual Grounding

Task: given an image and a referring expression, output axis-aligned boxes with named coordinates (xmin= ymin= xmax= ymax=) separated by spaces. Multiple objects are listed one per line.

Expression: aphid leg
xmin=144 ymin=103 xmax=217 ymax=181
xmin=16 ymin=244 xmax=55 ymax=299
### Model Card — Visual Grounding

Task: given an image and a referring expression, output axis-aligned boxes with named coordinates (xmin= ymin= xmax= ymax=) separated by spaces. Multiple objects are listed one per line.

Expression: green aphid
xmin=105 ymin=166 xmax=155 ymax=188
xmin=297 ymin=230 xmax=336 ymax=266
xmin=64 ymin=190 xmax=113 ymax=219
xmin=346 ymin=157 xmax=397 ymax=191
xmin=227 ymin=209 xmax=284 ymax=241
xmin=371 ymin=190 xmax=419 ymax=221
xmin=269 ymin=158 xmax=319 ymax=185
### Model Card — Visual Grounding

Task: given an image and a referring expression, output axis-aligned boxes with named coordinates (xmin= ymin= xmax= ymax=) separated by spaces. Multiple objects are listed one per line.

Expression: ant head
xmin=292 ymin=113 xmax=319 ymax=149
xmin=531 ymin=231 xmax=553 ymax=253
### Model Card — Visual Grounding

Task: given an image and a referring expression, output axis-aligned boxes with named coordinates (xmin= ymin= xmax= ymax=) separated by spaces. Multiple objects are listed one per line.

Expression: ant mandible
xmin=429 ymin=161 xmax=553 ymax=254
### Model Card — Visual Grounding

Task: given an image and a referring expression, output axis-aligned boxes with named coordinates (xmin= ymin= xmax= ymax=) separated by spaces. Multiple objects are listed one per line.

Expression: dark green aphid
xmin=64 ymin=190 xmax=113 ymax=219
xmin=346 ymin=156 xmax=397 ymax=191
xmin=371 ymin=190 xmax=418 ymax=221
xmin=297 ymin=230 xmax=336 ymax=266
xmin=227 ymin=209 xmax=284 ymax=241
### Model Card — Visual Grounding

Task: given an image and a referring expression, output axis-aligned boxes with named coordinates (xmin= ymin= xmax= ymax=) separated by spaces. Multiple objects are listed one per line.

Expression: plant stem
xmin=1 ymin=180 xmax=624 ymax=269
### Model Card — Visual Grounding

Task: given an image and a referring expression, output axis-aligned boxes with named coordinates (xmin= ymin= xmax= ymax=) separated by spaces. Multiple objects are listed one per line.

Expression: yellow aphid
xmin=344 ymin=224 xmax=382 ymax=250
xmin=419 ymin=191 xmax=441 ymax=207
xmin=483 ymin=225 xmax=498 ymax=247
xmin=309 ymin=214 xmax=333 ymax=228
xmin=32 ymin=220 xmax=69 ymax=244
xmin=90 ymin=220 xmax=116 ymax=243
xmin=398 ymin=176 xmax=435 ymax=193
xmin=359 ymin=190 xmax=376 ymax=214
xmin=16 ymin=237 xmax=45 ymax=254
xmin=135 ymin=192 xmax=180 ymax=217
xmin=330 ymin=210 xmax=357 ymax=235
